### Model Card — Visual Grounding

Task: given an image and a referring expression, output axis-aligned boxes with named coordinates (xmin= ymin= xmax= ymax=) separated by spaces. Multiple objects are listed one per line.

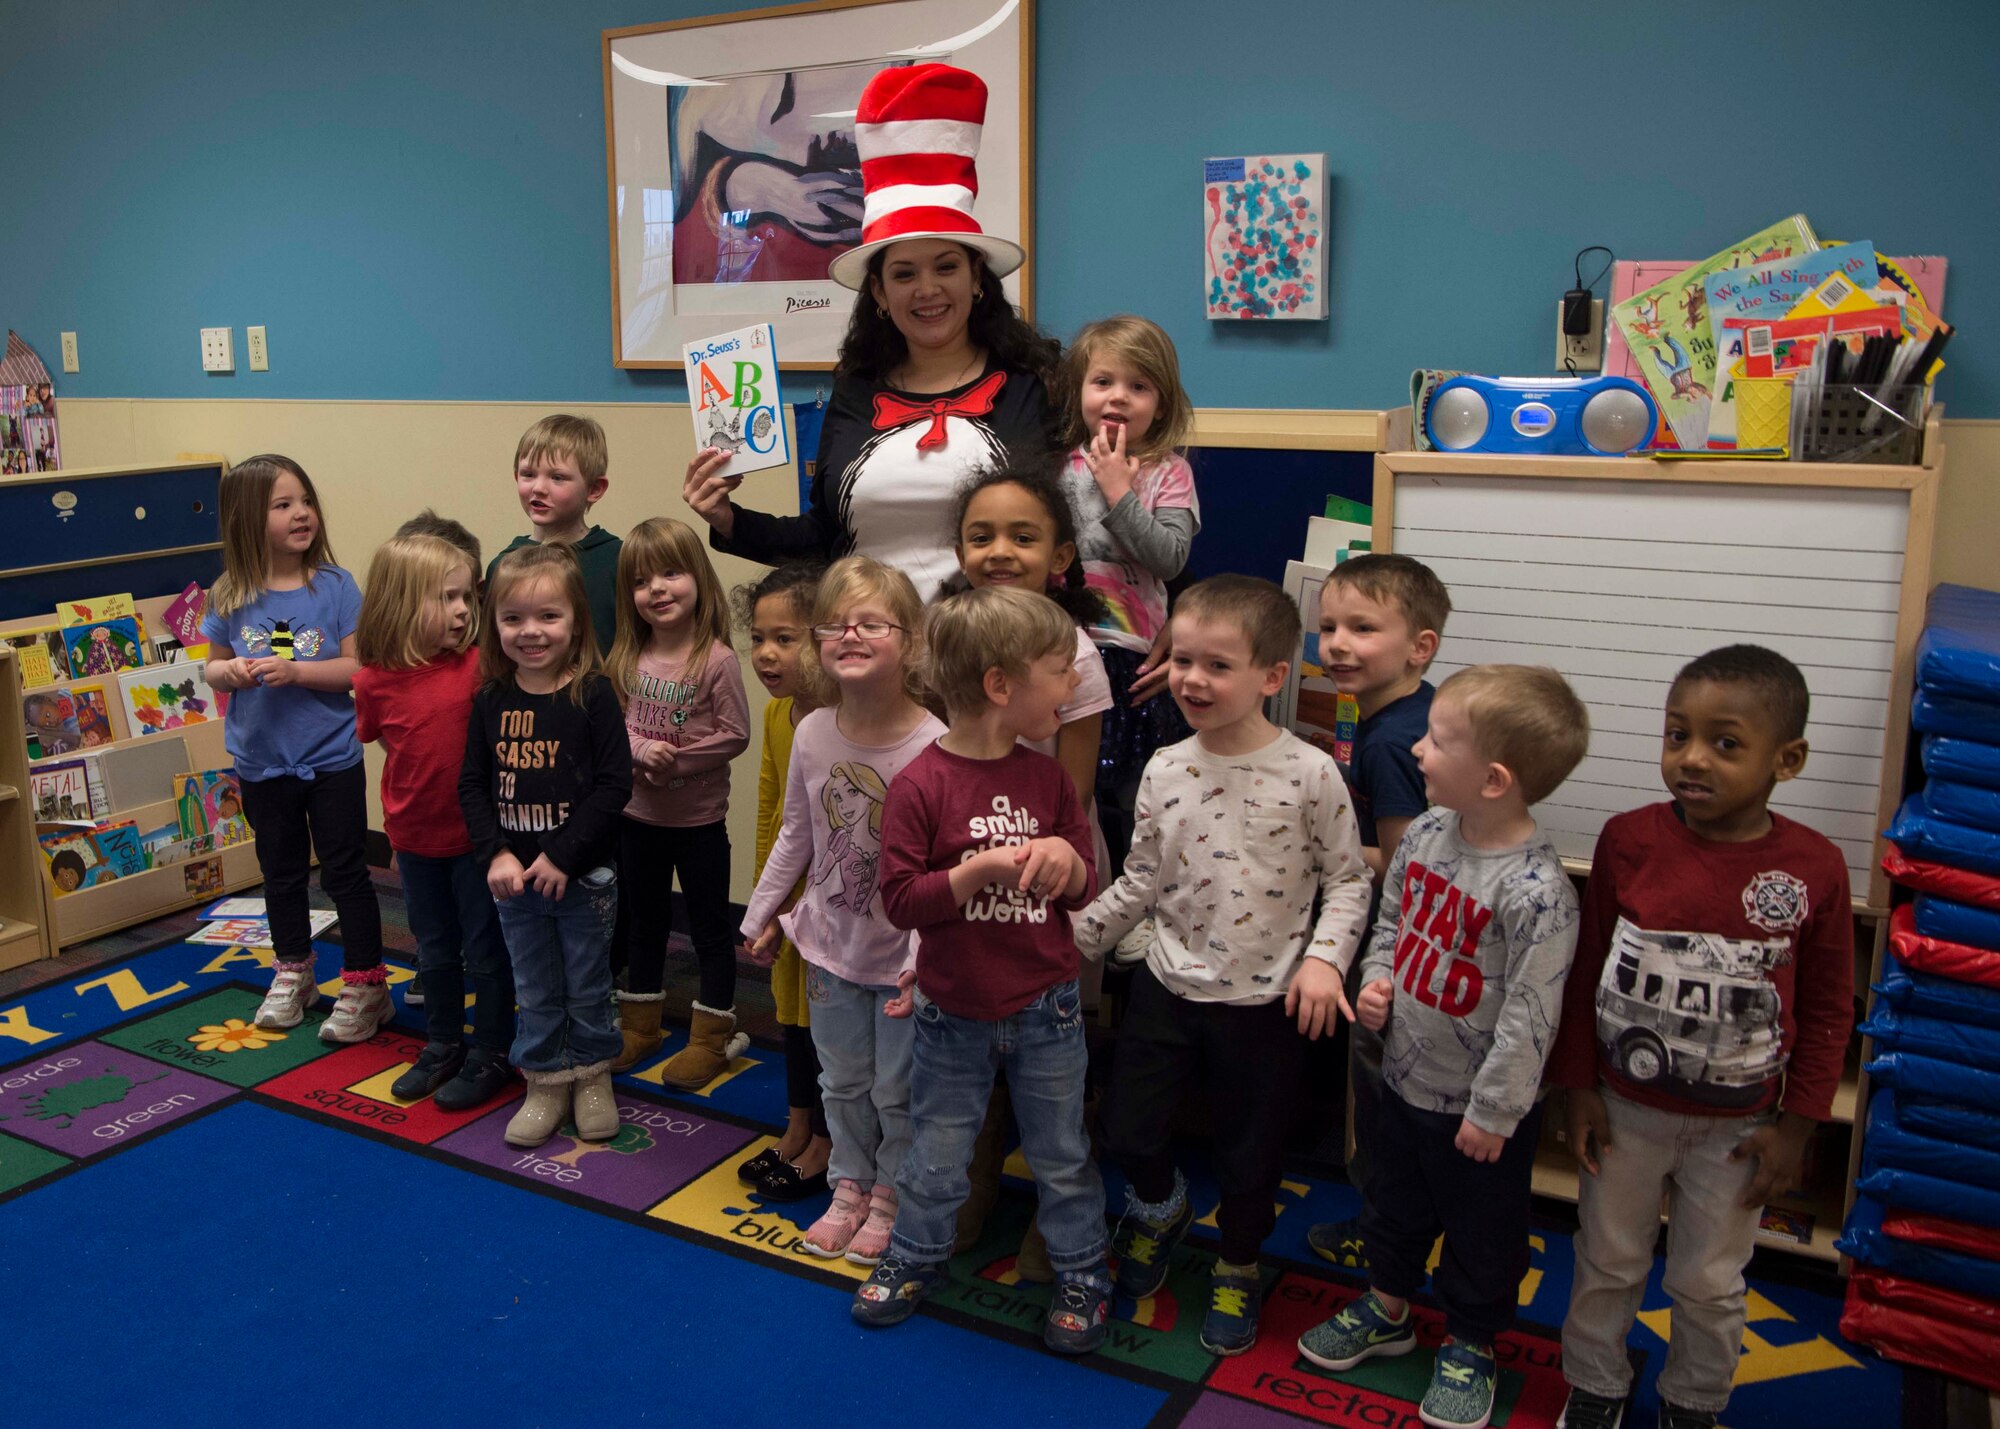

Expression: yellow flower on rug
xmin=187 ymin=1019 xmax=287 ymax=1053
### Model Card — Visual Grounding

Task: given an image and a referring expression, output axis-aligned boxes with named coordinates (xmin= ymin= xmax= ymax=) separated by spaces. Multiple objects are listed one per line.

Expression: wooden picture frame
xmin=604 ymin=0 xmax=1035 ymax=370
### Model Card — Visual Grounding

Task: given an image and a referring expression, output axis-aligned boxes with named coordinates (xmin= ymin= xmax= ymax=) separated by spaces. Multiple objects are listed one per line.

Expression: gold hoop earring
xmin=973 ymin=289 xmax=984 ymax=301
xmin=877 ymin=305 xmax=888 ymax=318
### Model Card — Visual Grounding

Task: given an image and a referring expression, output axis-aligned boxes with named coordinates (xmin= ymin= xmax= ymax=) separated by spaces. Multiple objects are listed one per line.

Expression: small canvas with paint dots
xmin=1203 ymin=153 xmax=1328 ymax=320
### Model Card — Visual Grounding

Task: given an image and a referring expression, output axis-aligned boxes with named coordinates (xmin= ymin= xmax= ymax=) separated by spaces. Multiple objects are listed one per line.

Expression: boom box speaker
xmin=1424 ymin=375 xmax=1658 ymax=455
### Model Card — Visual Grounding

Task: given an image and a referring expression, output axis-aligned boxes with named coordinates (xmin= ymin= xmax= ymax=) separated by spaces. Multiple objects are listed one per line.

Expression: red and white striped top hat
xmin=826 ymin=63 xmax=1025 ymax=291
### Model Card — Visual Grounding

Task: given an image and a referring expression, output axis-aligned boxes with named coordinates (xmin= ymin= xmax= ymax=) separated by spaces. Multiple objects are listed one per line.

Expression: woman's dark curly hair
xmin=836 ymin=243 xmax=1060 ymax=387
xmin=938 ymin=454 xmax=1106 ymax=630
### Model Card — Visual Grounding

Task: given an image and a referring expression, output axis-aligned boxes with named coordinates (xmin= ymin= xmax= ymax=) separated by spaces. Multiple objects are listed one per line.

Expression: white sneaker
xmin=319 ymin=980 xmax=393 ymax=1044
xmin=1114 ymin=917 xmax=1157 ymax=966
xmin=254 ymin=961 xmax=320 ymax=1029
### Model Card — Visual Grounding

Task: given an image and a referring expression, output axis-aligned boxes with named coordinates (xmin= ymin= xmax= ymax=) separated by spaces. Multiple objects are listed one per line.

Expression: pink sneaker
xmin=845 ymin=1183 xmax=899 ymax=1266
xmin=800 ymin=1179 xmax=869 ymax=1259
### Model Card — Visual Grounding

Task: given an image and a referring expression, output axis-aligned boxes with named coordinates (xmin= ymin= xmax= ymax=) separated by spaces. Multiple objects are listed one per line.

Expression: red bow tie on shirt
xmin=870 ymin=369 xmax=1006 ymax=451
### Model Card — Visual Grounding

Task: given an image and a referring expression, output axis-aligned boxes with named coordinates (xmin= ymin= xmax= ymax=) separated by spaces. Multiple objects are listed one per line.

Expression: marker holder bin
xmin=1797 ymin=383 xmax=1927 ymax=465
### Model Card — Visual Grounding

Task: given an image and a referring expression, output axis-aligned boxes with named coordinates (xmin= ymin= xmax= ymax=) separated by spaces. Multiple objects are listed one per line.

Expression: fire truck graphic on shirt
xmin=1594 ymin=916 xmax=1791 ymax=1108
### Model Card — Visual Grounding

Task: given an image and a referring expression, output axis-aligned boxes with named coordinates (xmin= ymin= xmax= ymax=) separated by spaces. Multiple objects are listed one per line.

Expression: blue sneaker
xmin=1044 ymin=1267 xmax=1114 ymax=1354
xmin=1420 ymin=1338 xmax=1497 ymax=1429
xmin=1199 ymin=1264 xmax=1263 ymax=1356
xmin=850 ymin=1255 xmax=948 ymax=1327
xmin=1112 ymin=1181 xmax=1196 ymax=1299
xmin=1297 ymin=1290 xmax=1416 ymax=1371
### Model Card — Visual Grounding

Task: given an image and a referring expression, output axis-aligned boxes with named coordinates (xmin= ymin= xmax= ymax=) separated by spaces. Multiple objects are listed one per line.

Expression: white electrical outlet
xmin=200 ymin=326 xmax=234 ymax=373
xmin=1556 ymin=299 xmax=1604 ymax=372
xmin=60 ymin=332 xmax=79 ymax=373
xmin=246 ymin=325 xmax=269 ymax=372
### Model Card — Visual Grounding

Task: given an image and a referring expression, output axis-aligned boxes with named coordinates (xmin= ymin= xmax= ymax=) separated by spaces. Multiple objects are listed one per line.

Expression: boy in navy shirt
xmin=1303 ymin=553 xmax=1452 ymax=1269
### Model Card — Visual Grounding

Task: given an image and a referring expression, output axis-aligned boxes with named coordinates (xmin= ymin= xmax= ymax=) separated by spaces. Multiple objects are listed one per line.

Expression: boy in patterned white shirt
xmin=1297 ymin=663 xmax=1589 ymax=1429
xmin=1077 ymin=575 xmax=1373 ymax=1356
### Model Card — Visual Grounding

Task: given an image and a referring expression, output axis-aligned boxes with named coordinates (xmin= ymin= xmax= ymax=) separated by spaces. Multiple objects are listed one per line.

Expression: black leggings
xmin=784 ymin=1024 xmax=830 ymax=1138
xmin=238 ymin=761 xmax=383 ymax=973
xmin=619 ymin=817 xmax=735 ymax=1008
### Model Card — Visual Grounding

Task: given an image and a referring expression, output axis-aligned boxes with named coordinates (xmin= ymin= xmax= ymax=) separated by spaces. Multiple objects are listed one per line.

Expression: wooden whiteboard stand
xmin=1369 ymin=419 xmax=1941 ymax=1263
xmin=1373 ymin=419 xmax=1940 ymax=911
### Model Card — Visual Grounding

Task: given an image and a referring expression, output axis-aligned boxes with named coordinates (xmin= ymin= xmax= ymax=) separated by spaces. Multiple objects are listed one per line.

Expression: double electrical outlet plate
xmin=201 ymin=326 xmax=268 ymax=373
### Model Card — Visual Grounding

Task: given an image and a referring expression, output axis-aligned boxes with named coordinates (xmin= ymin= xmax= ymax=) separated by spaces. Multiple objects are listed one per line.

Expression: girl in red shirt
xmin=354 ymin=533 xmax=517 ymax=1110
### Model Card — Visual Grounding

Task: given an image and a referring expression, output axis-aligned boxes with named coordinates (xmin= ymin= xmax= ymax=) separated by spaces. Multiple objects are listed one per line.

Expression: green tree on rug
xmin=548 ymin=1122 xmax=654 ymax=1167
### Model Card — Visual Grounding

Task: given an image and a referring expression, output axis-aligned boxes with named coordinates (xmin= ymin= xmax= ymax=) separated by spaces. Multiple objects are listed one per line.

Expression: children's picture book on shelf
xmin=1608 ymin=214 xmax=1819 ymax=450
xmin=118 ymin=663 xmax=217 ymax=736
xmin=0 ymin=332 xmax=61 ymax=474
xmin=23 ymin=688 xmax=84 ymax=758
xmin=184 ymin=858 xmax=226 ymax=898
xmin=141 ymin=824 xmax=215 ymax=869
xmin=1757 ymin=1205 xmax=1815 ymax=1246
xmin=62 ymin=616 xmax=144 ymax=678
xmin=69 ymin=684 xmax=114 ymax=746
xmin=185 ymin=910 xmax=337 ymax=949
xmin=174 ymin=768 xmax=248 ymax=846
xmin=160 ymin=582 xmax=209 ymax=651
xmin=29 ymin=759 xmax=93 ymax=822
xmin=3 ymin=626 xmax=69 ymax=686
xmin=682 ymin=323 xmax=790 ymax=479
xmin=36 ymin=819 xmax=146 ymax=895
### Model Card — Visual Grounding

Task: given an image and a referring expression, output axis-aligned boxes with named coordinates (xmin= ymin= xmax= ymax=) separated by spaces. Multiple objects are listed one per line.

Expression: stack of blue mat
xmin=1844 ymin=584 xmax=2000 ymax=1301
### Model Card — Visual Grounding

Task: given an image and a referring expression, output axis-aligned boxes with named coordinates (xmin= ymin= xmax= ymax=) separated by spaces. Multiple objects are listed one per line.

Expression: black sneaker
xmin=1555 ymin=1388 xmax=1625 ymax=1429
xmin=391 ymin=1041 xmax=465 ymax=1101
xmin=433 ymin=1048 xmax=516 ymax=1112
xmin=1044 ymin=1269 xmax=1114 ymax=1355
xmin=1656 ymin=1406 xmax=1716 ymax=1429
xmin=1306 ymin=1216 xmax=1370 ymax=1272
xmin=1112 ymin=1186 xmax=1196 ymax=1299
xmin=402 ymin=973 xmax=424 ymax=1008
xmin=852 ymin=1255 xmax=949 ymax=1327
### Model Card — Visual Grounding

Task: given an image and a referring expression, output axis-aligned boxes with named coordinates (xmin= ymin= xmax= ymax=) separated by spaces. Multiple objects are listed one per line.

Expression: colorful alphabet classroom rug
xmin=0 ymin=935 xmax=1899 ymax=1428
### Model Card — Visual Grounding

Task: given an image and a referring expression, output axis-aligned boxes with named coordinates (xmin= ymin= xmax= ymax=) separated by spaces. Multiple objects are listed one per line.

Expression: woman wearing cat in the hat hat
xmin=684 ymin=62 xmax=1058 ymax=604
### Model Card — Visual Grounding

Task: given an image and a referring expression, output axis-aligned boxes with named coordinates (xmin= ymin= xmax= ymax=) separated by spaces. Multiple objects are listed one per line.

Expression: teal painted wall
xmin=3 ymin=0 xmax=1993 ymax=412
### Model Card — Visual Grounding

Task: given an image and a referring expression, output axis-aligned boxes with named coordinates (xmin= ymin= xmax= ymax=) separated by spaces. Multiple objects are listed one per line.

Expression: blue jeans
xmin=495 ymin=866 xmax=622 ymax=1073
xmin=807 ymin=962 xmax=914 ymax=1191
xmin=891 ymin=979 xmax=1106 ymax=1274
xmin=398 ymin=850 xmax=515 ymax=1056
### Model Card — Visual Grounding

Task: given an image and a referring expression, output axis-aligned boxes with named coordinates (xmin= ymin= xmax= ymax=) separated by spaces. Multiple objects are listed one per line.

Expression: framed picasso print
xmin=604 ymin=0 xmax=1033 ymax=369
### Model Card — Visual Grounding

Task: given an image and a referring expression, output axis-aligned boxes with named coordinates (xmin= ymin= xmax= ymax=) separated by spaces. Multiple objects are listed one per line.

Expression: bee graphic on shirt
xmin=238 ymin=618 xmax=323 ymax=660
xmin=1200 ymin=786 xmax=1226 ymax=804
xmin=1233 ymin=911 xmax=1256 ymax=926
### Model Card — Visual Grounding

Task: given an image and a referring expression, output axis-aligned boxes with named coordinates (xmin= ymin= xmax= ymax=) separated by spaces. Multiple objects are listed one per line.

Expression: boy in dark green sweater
xmin=489 ymin=414 xmax=622 ymax=654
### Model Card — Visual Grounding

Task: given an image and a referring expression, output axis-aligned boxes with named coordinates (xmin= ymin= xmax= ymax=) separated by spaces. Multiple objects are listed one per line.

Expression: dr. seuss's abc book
xmin=683 ymin=323 xmax=790 ymax=479
xmin=118 ymin=664 xmax=216 ymax=737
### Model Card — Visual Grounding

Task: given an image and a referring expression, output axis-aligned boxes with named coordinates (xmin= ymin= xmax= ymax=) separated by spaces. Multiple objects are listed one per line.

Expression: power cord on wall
xmin=1563 ymin=245 xmax=1614 ymax=375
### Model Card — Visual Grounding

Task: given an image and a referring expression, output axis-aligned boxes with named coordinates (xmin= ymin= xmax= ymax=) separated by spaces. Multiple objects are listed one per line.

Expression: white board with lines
xmin=1388 ymin=471 xmax=1912 ymax=898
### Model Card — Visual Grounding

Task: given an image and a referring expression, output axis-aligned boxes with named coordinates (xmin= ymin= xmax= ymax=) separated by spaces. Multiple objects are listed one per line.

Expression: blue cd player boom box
xmin=1424 ymin=374 xmax=1658 ymax=455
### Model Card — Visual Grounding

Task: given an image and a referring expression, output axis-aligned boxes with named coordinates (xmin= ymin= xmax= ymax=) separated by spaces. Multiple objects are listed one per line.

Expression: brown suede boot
xmin=660 ymin=1003 xmax=741 ymax=1090
xmin=610 ymin=993 xmax=665 ymax=1073
xmin=955 ymin=1080 xmax=1014 ymax=1251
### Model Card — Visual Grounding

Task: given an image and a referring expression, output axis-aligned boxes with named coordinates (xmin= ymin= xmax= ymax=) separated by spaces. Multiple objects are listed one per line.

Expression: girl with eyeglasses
xmin=738 ymin=557 xmax=945 ymax=1264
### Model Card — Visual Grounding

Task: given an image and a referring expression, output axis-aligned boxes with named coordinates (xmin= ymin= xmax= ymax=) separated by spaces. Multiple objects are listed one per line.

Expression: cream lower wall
xmin=47 ymin=399 xmax=2000 ymax=901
